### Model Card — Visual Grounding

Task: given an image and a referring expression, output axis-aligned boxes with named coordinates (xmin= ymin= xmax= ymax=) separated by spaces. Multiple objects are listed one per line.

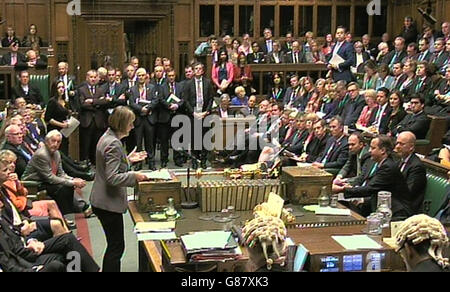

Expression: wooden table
xmin=128 ymin=200 xmax=366 ymax=272
xmin=288 ymin=225 xmax=406 ymax=272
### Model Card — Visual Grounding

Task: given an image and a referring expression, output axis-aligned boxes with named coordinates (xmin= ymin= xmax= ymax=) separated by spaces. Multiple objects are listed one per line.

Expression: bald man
xmin=395 ymin=131 xmax=427 ymax=214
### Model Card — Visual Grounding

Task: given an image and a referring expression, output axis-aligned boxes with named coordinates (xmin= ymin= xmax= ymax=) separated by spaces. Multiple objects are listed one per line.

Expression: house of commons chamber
xmin=0 ymin=0 xmax=448 ymax=274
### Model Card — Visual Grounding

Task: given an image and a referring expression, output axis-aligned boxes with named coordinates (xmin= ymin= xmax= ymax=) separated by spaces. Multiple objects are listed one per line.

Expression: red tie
xmin=51 ymin=159 xmax=58 ymax=175
xmin=11 ymin=54 xmax=17 ymax=66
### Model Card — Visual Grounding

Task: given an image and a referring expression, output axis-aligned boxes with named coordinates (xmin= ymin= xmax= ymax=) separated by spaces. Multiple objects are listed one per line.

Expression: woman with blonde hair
xmin=90 ymin=106 xmax=148 ymax=272
xmin=356 ymin=89 xmax=378 ymax=127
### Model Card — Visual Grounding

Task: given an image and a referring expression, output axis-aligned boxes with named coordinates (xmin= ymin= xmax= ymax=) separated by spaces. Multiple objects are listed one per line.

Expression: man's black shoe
xmin=134 ymin=163 xmax=142 ymax=171
xmin=174 ymin=160 xmax=184 ymax=167
xmin=149 ymin=163 xmax=157 ymax=171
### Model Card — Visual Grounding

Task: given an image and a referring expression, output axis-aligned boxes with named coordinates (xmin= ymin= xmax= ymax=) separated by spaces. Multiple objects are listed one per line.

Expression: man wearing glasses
xmin=392 ymin=95 xmax=430 ymax=139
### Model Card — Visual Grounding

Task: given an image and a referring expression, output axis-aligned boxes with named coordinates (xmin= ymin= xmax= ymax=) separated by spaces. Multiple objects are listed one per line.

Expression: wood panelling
xmin=2 ymin=0 xmax=49 ymax=42
xmin=55 ymin=3 xmax=70 ymax=41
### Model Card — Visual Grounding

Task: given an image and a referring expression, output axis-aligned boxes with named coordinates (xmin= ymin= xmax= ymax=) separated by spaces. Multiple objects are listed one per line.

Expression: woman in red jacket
xmin=212 ymin=50 xmax=235 ymax=95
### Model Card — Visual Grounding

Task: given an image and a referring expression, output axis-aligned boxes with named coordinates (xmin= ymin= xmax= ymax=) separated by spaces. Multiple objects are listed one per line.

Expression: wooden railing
xmin=249 ymin=63 xmax=328 ymax=95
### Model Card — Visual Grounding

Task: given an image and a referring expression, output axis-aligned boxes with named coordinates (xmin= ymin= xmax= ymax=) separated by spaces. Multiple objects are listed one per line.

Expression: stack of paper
xmin=315 ymin=207 xmax=351 ymax=216
xmin=180 ymin=231 xmax=240 ymax=261
xmin=332 ymin=235 xmax=382 ymax=250
xmin=142 ymin=169 xmax=172 ymax=180
xmin=134 ymin=221 xmax=177 ymax=241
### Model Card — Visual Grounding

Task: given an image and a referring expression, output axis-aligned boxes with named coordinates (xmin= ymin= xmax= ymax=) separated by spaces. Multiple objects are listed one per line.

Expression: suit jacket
xmin=327 ymin=41 xmax=355 ymax=82
xmin=247 ymin=51 xmax=265 ymax=64
xmin=283 ymin=86 xmax=302 ymax=108
xmin=240 ymin=106 xmax=258 ymax=117
xmin=392 ymin=74 xmax=408 ymax=90
xmin=260 ymin=39 xmax=274 ymax=55
xmin=387 ymin=107 xmax=408 ymax=134
xmin=1 ymin=37 xmax=20 ymax=48
xmin=164 ymin=81 xmax=185 ymax=115
xmin=128 ymin=84 xmax=159 ymax=126
xmin=0 ymin=218 xmax=38 ymax=272
xmin=430 ymin=51 xmax=449 ymax=71
xmin=316 ymin=135 xmax=349 ymax=170
xmin=21 ymin=146 xmax=74 ymax=186
xmin=394 ymin=111 xmax=430 ymax=139
xmin=400 ymin=154 xmax=427 ymax=213
xmin=399 ymin=26 xmax=418 ymax=46
xmin=266 ymin=51 xmax=285 ymax=64
xmin=284 ymin=50 xmax=306 ymax=64
xmin=89 ymin=128 xmax=137 ymax=214
xmin=286 ymin=130 xmax=309 ymax=155
xmin=0 ymin=52 xmax=27 ymax=68
xmin=353 ymin=52 xmax=371 ymax=73
xmin=341 ymin=95 xmax=366 ymax=128
xmin=381 ymin=50 xmax=407 ymax=67
xmin=183 ymin=77 xmax=214 ymax=117
xmin=338 ymin=147 xmax=371 ymax=179
xmin=153 ymin=80 xmax=183 ymax=124
xmin=101 ymin=82 xmax=127 ymax=108
xmin=306 ymin=133 xmax=331 ymax=163
xmin=12 ymin=84 xmax=43 ymax=106
xmin=78 ymin=84 xmax=109 ymax=129
xmin=408 ymin=76 xmax=434 ymax=105
xmin=368 ymin=104 xmax=393 ymax=134
xmin=344 ymin=156 xmax=412 ymax=218
xmin=2 ymin=142 xmax=31 ymax=179
xmin=51 ymin=74 xmax=79 ymax=111
xmin=416 ymin=50 xmax=433 ymax=62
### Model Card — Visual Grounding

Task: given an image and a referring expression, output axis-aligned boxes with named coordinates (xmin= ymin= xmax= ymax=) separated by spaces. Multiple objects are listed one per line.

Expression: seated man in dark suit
xmin=0 ymin=41 xmax=26 ymax=68
xmin=341 ymin=82 xmax=366 ymax=129
xmin=2 ymin=125 xmax=32 ymax=179
xmin=282 ymin=74 xmax=303 ymax=109
xmin=0 ymin=200 xmax=99 ymax=272
xmin=392 ymin=95 xmax=430 ymax=139
xmin=304 ymin=119 xmax=331 ymax=163
xmin=213 ymin=94 xmax=233 ymax=118
xmin=333 ymin=131 xmax=370 ymax=188
xmin=25 ymin=49 xmax=47 ymax=69
xmin=284 ymin=41 xmax=305 ymax=64
xmin=312 ymin=116 xmax=349 ymax=173
xmin=394 ymin=131 xmax=427 ymax=214
xmin=240 ymin=95 xmax=258 ymax=117
xmin=342 ymin=135 xmax=412 ymax=219
xmin=12 ymin=70 xmax=44 ymax=108
xmin=21 ymin=130 xmax=91 ymax=218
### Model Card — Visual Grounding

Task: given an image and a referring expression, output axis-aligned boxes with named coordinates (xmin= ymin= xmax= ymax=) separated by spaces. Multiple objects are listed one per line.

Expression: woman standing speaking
xmin=90 ymin=106 xmax=148 ymax=272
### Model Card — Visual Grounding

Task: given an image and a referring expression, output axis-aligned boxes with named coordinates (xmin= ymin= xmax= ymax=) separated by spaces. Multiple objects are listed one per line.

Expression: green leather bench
xmin=30 ymin=74 xmax=50 ymax=105
xmin=423 ymin=173 xmax=449 ymax=217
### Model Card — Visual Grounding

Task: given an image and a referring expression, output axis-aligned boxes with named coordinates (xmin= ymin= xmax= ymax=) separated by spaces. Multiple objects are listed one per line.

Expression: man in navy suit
xmin=312 ymin=116 xmax=349 ymax=173
xmin=128 ymin=68 xmax=158 ymax=170
xmin=182 ymin=62 xmax=214 ymax=169
xmin=327 ymin=26 xmax=355 ymax=82
xmin=343 ymin=135 xmax=412 ymax=219
xmin=395 ymin=131 xmax=427 ymax=214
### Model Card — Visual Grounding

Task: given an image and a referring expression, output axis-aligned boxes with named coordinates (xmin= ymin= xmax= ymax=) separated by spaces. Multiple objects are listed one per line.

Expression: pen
xmin=160 ymin=240 xmax=171 ymax=260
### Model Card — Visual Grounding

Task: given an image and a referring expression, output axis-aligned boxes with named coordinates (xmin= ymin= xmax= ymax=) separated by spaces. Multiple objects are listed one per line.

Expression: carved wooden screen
xmin=86 ymin=21 xmax=124 ymax=69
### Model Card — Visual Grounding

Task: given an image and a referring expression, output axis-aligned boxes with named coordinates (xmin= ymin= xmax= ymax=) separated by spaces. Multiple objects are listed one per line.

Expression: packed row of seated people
xmin=0 ymin=97 xmax=95 ymax=230
xmin=0 ymin=145 xmax=100 ymax=272
xmin=217 ymin=97 xmax=429 ymax=219
xmin=198 ymin=19 xmax=448 ymax=93
xmin=0 ymin=25 xmax=48 ymax=69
